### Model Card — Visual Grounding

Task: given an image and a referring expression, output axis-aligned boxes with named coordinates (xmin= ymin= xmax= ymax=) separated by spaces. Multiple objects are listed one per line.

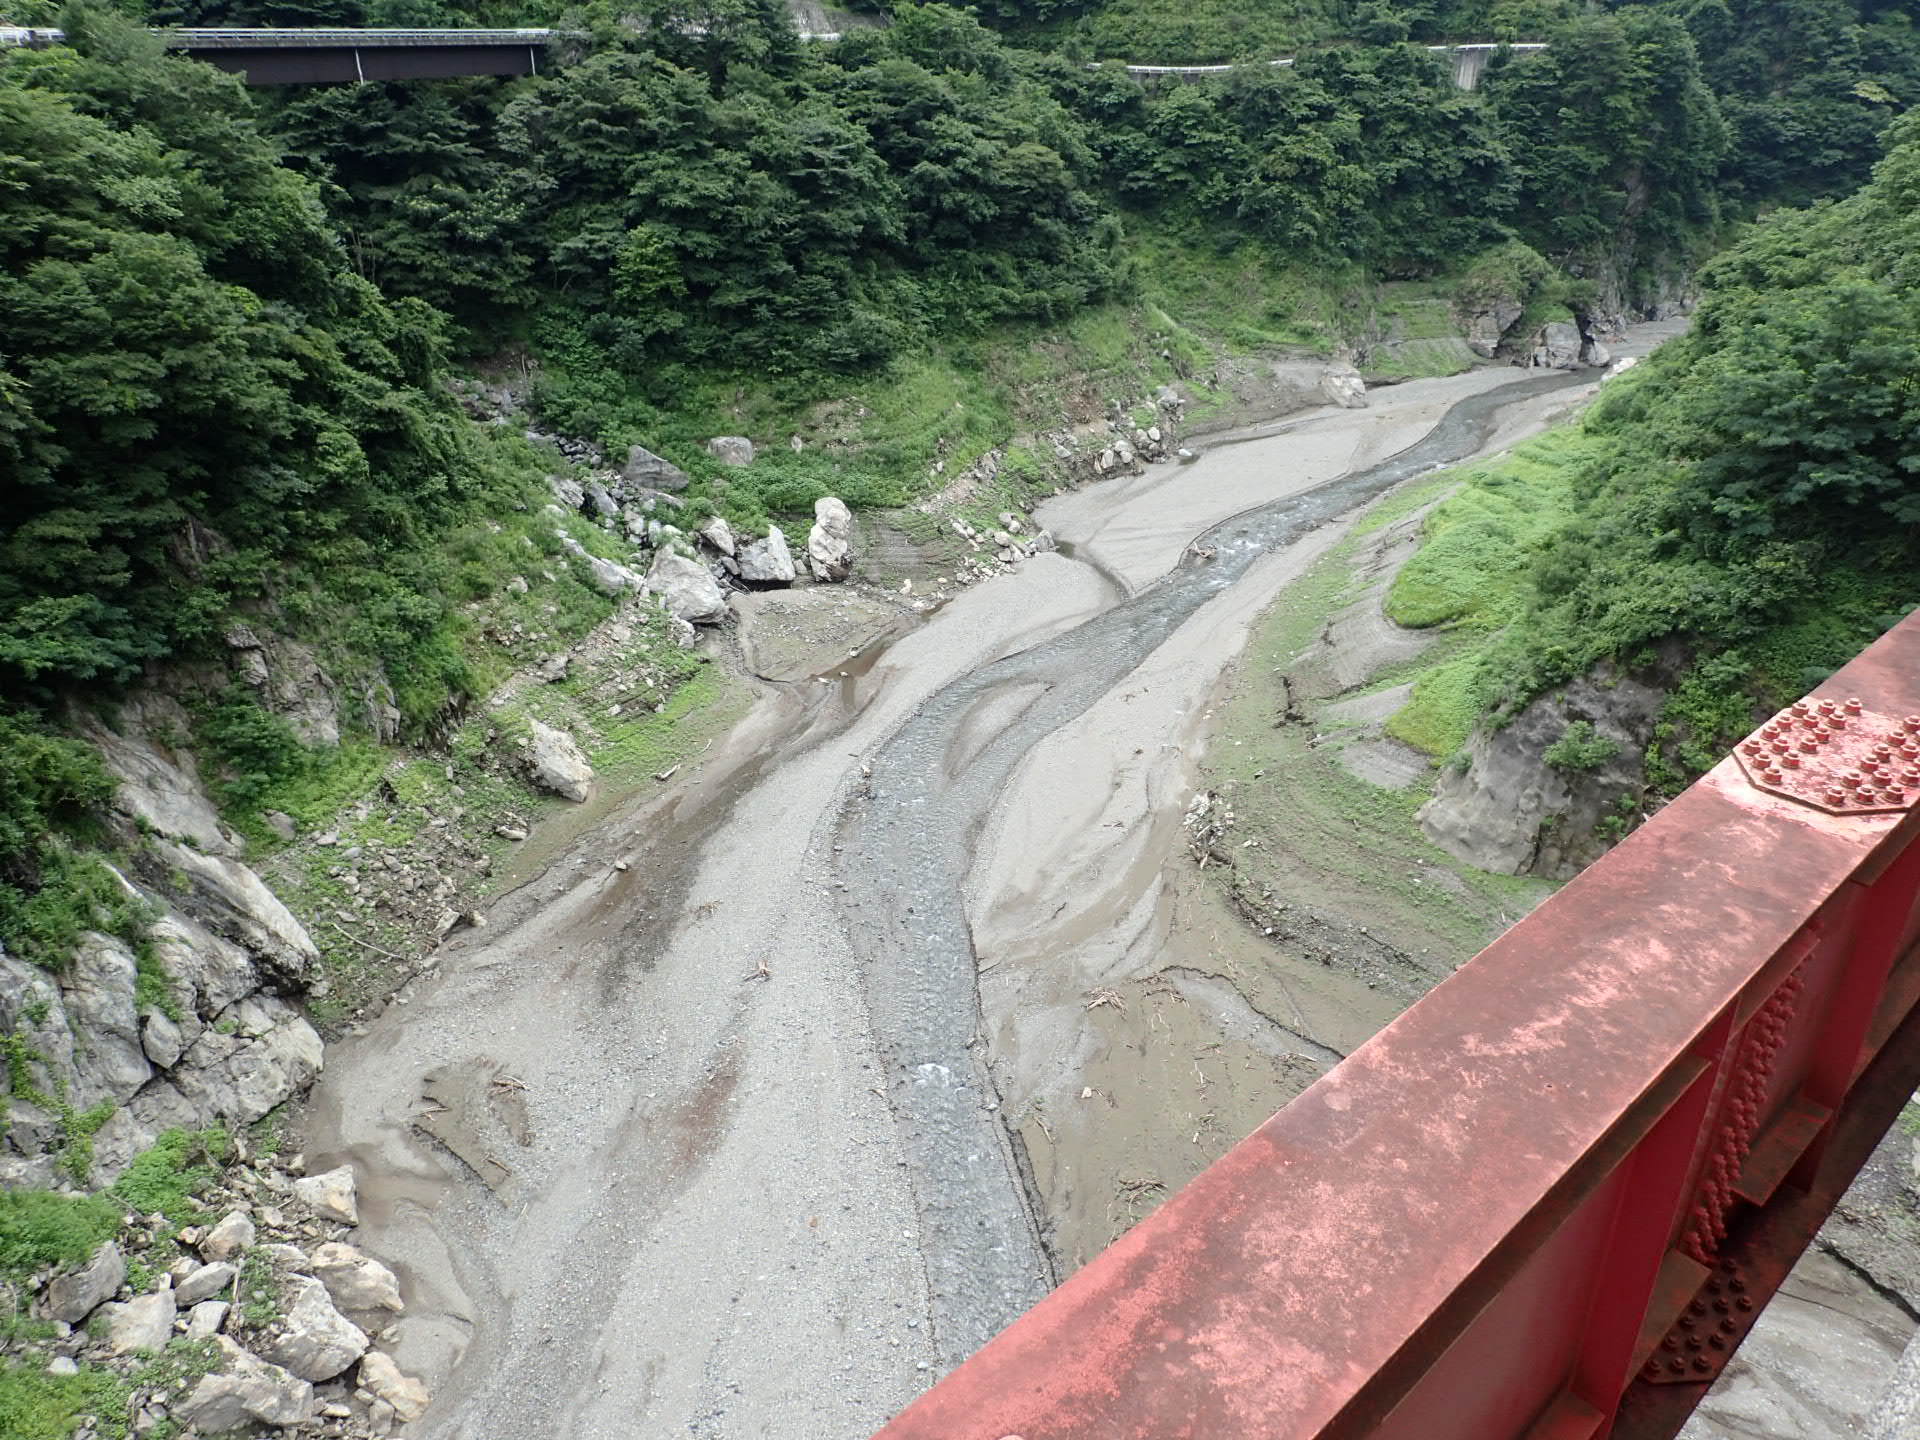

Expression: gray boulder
xmin=171 ymin=1001 xmax=324 ymax=1131
xmin=1320 ymin=365 xmax=1368 ymax=409
xmin=705 ymin=435 xmax=755 ymax=466
xmin=186 ymin=1300 xmax=230 ymax=1340
xmin=1464 ymin=298 xmax=1524 ymax=358
xmin=806 ymin=497 xmax=854 ymax=582
xmin=178 ymin=1337 xmax=314 ymax=1430
xmin=42 ymin=1242 xmax=125 ymax=1325
xmin=200 ymin=1209 xmax=257 ymax=1263
xmin=622 ymin=443 xmax=690 ymax=494
xmin=258 ymin=1276 xmax=370 ymax=1382
xmin=696 ymin=515 xmax=736 ymax=557
xmin=292 ymin=1164 xmax=359 ymax=1224
xmin=736 ymin=526 xmax=797 ymax=586
xmin=311 ymin=1243 xmax=404 ymax=1313
xmin=104 ymin=1283 xmax=177 ymax=1355
xmin=585 ymin=481 xmax=620 ymax=519
xmin=643 ymin=551 xmax=729 ymax=626
xmin=176 ymin=1260 xmax=238 ymax=1306
xmin=1531 ymin=321 xmax=1582 ymax=370
xmin=359 ymin=1351 xmax=432 ymax=1423
xmin=546 ymin=474 xmax=585 ymax=510
xmin=524 ymin=720 xmax=593 ymax=804
xmin=555 ymin=533 xmax=644 ymax=595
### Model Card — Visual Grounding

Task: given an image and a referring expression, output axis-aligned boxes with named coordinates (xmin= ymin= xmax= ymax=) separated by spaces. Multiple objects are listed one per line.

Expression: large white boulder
xmin=310 ymin=1243 xmax=404 ymax=1313
xmin=292 ymin=1163 xmax=360 ymax=1224
xmin=104 ymin=1283 xmax=177 ymax=1355
xmin=643 ymin=551 xmax=729 ymax=625
xmin=736 ymin=526 xmax=797 ymax=585
xmin=705 ymin=435 xmax=755 ymax=466
xmin=806 ymin=497 xmax=854 ymax=582
xmin=524 ymin=720 xmax=593 ymax=804
xmin=42 ymin=1242 xmax=124 ymax=1324
xmin=358 ymin=1351 xmax=432 ymax=1422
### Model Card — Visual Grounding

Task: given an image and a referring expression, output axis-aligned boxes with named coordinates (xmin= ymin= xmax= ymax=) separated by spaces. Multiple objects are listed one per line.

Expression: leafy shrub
xmin=0 ymin=1190 xmax=121 ymax=1279
xmin=1542 ymin=720 xmax=1621 ymax=772
xmin=110 ymin=1128 xmax=231 ymax=1225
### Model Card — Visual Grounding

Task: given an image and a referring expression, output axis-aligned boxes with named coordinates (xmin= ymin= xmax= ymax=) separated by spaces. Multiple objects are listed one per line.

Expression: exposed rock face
xmin=311 ymin=1242 xmax=404 ymax=1313
xmin=736 ymin=526 xmax=797 ymax=585
xmin=63 ymin=933 xmax=152 ymax=1107
xmin=705 ymin=435 xmax=755 ymax=466
xmin=585 ymin=481 xmax=619 ymax=519
xmin=359 ymin=1350 xmax=432 ymax=1422
xmin=524 ymin=720 xmax=594 ymax=803
xmin=179 ymin=1336 xmax=314 ymax=1430
xmin=643 ymin=550 xmax=729 ymax=625
xmin=547 ymin=473 xmax=585 ymax=510
xmin=226 ymin=629 xmax=343 ymax=748
xmin=150 ymin=840 xmax=320 ymax=990
xmin=1530 ymin=321 xmax=1583 ymax=370
xmin=622 ymin=443 xmax=690 ymax=493
xmin=293 ymin=1164 xmax=360 ymax=1224
xmin=696 ymin=515 xmax=736 ymax=556
xmin=1463 ymin=297 xmax=1524 ymax=358
xmin=43 ymin=1242 xmax=124 ymax=1324
xmin=1419 ymin=658 xmax=1678 ymax=878
xmin=141 ymin=1011 xmax=183 ymax=1069
xmin=807 ymin=497 xmax=854 ymax=582
xmin=258 ymin=1276 xmax=370 ymax=1381
xmin=104 ymin=1283 xmax=177 ymax=1354
xmin=85 ymin=700 xmax=236 ymax=856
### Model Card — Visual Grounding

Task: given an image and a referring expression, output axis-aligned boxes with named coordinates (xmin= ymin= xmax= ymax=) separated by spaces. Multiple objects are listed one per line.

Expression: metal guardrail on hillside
xmin=872 ymin=610 xmax=1920 ymax=1439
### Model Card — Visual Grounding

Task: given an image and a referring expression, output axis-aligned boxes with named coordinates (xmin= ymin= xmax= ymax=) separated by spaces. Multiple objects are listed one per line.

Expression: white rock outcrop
xmin=104 ymin=1283 xmax=177 ymax=1355
xmin=200 ymin=1209 xmax=257 ymax=1262
xmin=705 ymin=435 xmax=755 ymax=466
xmin=42 ymin=1242 xmax=124 ymax=1324
xmin=696 ymin=515 xmax=736 ymax=556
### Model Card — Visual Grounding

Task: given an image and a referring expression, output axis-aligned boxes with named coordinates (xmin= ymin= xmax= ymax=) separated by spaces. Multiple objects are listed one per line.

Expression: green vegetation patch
xmin=0 ymin=1189 xmax=121 ymax=1280
xmin=0 ymin=1359 xmax=129 ymax=1440
xmin=110 ymin=1128 xmax=230 ymax=1226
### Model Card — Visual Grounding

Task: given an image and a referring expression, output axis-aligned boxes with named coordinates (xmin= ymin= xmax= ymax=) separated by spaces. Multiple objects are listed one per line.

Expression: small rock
xmin=262 ymin=810 xmax=298 ymax=842
xmin=186 ymin=1300 xmax=230 ymax=1340
xmin=310 ymin=1244 xmax=404 ymax=1314
xmin=621 ymin=443 xmax=690 ymax=494
xmin=104 ymin=1285 xmax=177 ymax=1355
xmin=200 ymin=1211 xmax=256 ymax=1263
xmin=358 ymin=1351 xmax=431 ymax=1423
xmin=696 ymin=515 xmax=736 ymax=556
xmin=494 ymin=826 xmax=529 ymax=843
xmin=42 ymin=1242 xmax=124 ymax=1325
xmin=48 ymin=1356 xmax=79 ymax=1377
xmin=535 ymin=653 xmax=570 ymax=684
xmin=176 ymin=1261 xmax=238 ymax=1306
xmin=292 ymin=1165 xmax=359 ymax=1225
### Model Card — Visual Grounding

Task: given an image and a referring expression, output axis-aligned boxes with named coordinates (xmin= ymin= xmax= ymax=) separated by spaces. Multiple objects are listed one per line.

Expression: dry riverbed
xmin=297 ymin=325 xmax=1900 ymax=1440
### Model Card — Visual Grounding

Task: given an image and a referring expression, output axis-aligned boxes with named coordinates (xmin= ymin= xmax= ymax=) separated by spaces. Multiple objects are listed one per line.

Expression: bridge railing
xmin=873 ymin=610 xmax=1920 ymax=1440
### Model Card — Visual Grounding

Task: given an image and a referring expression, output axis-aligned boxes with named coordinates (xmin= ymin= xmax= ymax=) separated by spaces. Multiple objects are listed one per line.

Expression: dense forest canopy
xmin=0 ymin=0 xmax=1914 ymax=710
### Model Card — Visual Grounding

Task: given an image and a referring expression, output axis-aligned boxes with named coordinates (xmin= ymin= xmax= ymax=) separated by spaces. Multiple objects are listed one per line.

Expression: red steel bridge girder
xmin=874 ymin=613 xmax=1920 ymax=1440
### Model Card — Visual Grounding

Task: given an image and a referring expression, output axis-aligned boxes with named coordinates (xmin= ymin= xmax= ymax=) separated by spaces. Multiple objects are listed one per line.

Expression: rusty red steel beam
xmin=872 ymin=612 xmax=1920 ymax=1440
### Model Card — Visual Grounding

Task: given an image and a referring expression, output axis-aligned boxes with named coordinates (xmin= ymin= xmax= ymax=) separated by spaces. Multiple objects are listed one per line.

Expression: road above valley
xmin=302 ymin=345 xmax=1675 ymax=1440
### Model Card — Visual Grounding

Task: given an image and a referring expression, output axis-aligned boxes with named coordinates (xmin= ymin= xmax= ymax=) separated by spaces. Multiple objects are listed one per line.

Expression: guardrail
xmin=872 ymin=610 xmax=1920 ymax=1439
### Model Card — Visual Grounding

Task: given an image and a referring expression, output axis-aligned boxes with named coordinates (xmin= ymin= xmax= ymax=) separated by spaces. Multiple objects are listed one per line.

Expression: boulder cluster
xmin=535 ymin=432 xmax=859 ymax=631
xmin=19 ymin=1159 xmax=430 ymax=1438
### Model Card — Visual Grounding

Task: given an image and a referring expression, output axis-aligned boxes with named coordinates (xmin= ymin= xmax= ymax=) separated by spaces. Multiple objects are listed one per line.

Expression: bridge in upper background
xmin=1113 ymin=40 xmax=1549 ymax=90
xmin=0 ymin=25 xmax=573 ymax=82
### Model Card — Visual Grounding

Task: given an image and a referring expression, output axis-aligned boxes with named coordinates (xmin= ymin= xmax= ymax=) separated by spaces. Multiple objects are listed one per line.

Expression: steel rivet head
xmin=1670 ymin=1358 xmax=1688 ymax=1374
xmin=1826 ymin=789 xmax=1848 ymax=806
xmin=1846 ymin=697 xmax=1863 ymax=712
xmin=1693 ymin=1356 xmax=1713 ymax=1373
xmin=1792 ymin=701 xmax=1810 ymax=715
xmin=1709 ymin=1334 xmax=1727 ymax=1350
xmin=1817 ymin=699 xmax=1836 ymax=714
xmin=1906 ymin=715 xmax=1920 ymax=732
xmin=1832 ymin=713 xmax=1849 ymax=729
xmin=1663 ymin=1335 xmax=1680 ymax=1351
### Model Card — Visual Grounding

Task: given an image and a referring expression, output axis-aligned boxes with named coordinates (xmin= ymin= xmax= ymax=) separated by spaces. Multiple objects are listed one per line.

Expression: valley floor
xmin=299 ymin=326 xmax=1908 ymax=1438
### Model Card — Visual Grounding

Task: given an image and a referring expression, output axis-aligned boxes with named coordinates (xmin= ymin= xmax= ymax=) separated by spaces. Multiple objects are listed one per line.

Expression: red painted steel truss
xmin=873 ymin=613 xmax=1920 ymax=1440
